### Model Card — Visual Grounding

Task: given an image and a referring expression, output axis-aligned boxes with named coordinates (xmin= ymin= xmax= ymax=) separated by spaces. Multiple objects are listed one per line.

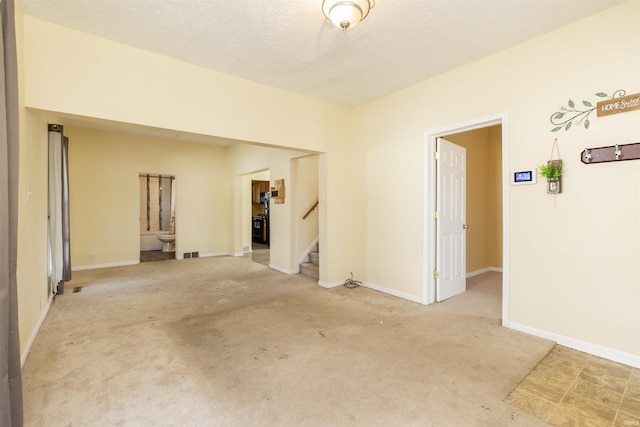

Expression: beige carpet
xmin=22 ymin=257 xmax=553 ymax=426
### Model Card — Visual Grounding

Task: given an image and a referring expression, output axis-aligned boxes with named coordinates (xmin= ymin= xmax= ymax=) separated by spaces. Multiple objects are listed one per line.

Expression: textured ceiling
xmin=21 ymin=0 xmax=623 ymax=108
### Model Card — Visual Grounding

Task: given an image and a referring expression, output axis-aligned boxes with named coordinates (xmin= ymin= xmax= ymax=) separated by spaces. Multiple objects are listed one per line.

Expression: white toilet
xmin=158 ymin=234 xmax=175 ymax=252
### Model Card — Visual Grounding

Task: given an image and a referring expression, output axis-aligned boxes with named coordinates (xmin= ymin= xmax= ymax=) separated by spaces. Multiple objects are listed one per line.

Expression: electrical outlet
xmin=376 ymin=272 xmax=381 ymax=281
xmin=90 ymin=253 xmax=96 ymax=261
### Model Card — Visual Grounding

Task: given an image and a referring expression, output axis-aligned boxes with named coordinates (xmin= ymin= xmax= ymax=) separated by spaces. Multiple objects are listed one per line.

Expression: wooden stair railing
xmin=302 ymin=200 xmax=319 ymax=220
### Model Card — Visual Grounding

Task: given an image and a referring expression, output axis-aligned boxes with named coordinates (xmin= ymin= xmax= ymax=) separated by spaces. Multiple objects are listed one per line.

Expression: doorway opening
xmin=424 ymin=113 xmax=509 ymax=326
xmin=139 ymin=173 xmax=176 ymax=262
xmin=249 ymin=171 xmax=271 ymax=266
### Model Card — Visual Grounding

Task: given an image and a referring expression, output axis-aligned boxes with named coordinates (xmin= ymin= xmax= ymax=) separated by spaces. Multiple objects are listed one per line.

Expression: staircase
xmin=299 ymin=244 xmax=319 ymax=280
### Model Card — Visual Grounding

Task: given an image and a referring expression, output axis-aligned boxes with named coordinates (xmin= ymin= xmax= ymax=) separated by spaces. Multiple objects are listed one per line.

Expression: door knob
xmin=463 ymin=224 xmax=469 ymax=230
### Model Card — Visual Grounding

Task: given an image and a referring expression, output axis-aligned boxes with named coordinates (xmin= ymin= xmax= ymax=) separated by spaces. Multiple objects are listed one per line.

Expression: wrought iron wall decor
xmin=550 ymin=89 xmax=627 ymax=132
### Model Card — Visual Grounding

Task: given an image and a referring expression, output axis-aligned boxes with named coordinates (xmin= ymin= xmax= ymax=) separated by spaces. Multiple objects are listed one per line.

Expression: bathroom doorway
xmin=139 ymin=173 xmax=176 ymax=262
xmin=425 ymin=113 xmax=509 ymax=325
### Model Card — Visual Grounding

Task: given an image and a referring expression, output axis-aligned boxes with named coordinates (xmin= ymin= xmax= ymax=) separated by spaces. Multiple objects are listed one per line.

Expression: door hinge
xmin=433 ymin=211 xmax=439 ymax=219
xmin=434 ymin=151 xmax=439 ymax=160
xmin=433 ymin=270 xmax=440 ymax=279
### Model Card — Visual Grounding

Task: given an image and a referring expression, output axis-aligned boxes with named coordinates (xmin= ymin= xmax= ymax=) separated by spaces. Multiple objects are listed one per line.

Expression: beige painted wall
xmin=66 ymin=127 xmax=231 ymax=266
xmin=447 ymin=126 xmax=502 ymax=273
xmin=353 ymin=1 xmax=640 ymax=359
xmin=21 ymin=16 xmax=349 ymax=154
xmin=16 ymin=108 xmax=52 ymax=359
xmin=15 ymin=0 xmax=56 ymax=359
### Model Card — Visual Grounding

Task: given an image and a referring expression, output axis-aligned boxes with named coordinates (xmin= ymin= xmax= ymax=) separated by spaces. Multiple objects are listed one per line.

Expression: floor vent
xmin=184 ymin=252 xmax=192 ymax=259
xmin=192 ymin=251 xmax=199 ymax=258
xmin=72 ymin=286 xmax=82 ymax=293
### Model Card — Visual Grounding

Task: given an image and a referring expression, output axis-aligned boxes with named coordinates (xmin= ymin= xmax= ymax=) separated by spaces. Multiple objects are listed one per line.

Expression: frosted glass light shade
xmin=322 ymin=0 xmax=375 ymax=31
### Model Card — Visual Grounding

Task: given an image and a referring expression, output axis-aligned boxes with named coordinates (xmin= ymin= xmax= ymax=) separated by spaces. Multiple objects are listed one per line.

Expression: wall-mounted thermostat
xmin=511 ymin=169 xmax=537 ymax=185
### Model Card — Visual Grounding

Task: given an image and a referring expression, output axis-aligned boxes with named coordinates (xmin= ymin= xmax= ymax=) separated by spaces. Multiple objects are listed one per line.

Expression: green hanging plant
xmin=538 ymin=162 xmax=564 ymax=180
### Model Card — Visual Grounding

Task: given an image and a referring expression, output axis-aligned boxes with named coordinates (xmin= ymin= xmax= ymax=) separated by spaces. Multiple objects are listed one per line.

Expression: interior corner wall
xmin=352 ymin=0 xmax=640 ymax=362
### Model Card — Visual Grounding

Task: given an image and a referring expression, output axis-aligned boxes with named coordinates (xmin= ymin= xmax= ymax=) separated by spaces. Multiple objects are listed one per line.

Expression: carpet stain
xmin=23 ymin=259 xmax=553 ymax=427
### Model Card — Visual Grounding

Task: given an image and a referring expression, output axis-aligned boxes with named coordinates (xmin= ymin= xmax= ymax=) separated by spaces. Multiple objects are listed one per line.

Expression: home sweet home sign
xmin=597 ymin=92 xmax=640 ymax=117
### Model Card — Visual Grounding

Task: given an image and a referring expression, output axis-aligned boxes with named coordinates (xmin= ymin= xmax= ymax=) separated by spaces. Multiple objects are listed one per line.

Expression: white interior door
xmin=436 ymin=137 xmax=467 ymax=302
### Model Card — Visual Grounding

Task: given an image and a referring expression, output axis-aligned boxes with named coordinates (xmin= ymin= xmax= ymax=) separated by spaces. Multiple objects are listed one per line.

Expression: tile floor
xmin=506 ymin=345 xmax=640 ymax=426
xmin=139 ymin=250 xmax=175 ymax=262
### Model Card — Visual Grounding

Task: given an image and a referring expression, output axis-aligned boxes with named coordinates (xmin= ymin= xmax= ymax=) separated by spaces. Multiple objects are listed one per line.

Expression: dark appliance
xmin=253 ymin=192 xmax=270 ymax=245
xmin=252 ymin=216 xmax=265 ymax=244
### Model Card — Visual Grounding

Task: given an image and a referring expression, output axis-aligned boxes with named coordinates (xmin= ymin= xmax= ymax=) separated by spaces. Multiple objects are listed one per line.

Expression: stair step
xmin=308 ymin=251 xmax=319 ymax=265
xmin=300 ymin=262 xmax=319 ymax=279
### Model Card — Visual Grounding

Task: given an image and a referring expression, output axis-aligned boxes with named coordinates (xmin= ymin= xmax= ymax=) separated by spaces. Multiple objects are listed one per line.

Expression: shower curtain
xmin=0 ymin=0 xmax=24 ymax=424
xmin=170 ymin=178 xmax=176 ymax=233
xmin=48 ymin=127 xmax=63 ymax=290
xmin=48 ymin=125 xmax=71 ymax=293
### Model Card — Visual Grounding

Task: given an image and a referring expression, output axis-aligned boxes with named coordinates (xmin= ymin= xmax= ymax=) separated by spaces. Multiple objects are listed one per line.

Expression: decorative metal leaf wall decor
xmin=550 ymin=89 xmax=627 ymax=132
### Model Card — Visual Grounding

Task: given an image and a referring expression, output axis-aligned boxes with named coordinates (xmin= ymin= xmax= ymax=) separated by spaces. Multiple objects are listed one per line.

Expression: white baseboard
xmin=318 ymin=279 xmax=422 ymax=304
xmin=360 ymin=281 xmax=423 ymax=304
xmin=197 ymin=252 xmax=231 ymax=259
xmin=298 ymin=237 xmax=319 ymax=265
xmin=509 ymin=322 xmax=640 ymax=369
xmin=467 ymin=266 xmax=503 ymax=278
xmin=318 ymin=280 xmax=344 ymax=289
xmin=21 ymin=295 xmax=53 ymax=367
xmin=269 ymin=264 xmax=299 ymax=275
xmin=72 ymin=260 xmax=139 ymax=271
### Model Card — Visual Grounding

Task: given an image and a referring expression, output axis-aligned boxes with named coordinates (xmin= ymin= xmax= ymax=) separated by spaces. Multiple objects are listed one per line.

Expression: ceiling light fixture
xmin=322 ymin=0 xmax=375 ymax=32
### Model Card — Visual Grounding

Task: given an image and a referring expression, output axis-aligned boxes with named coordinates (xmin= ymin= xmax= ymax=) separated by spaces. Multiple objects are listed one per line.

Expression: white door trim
xmin=423 ymin=113 xmax=510 ymax=327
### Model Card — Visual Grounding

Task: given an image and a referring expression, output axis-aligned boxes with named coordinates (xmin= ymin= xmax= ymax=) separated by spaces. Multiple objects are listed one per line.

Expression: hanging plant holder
xmin=545 ymin=160 xmax=563 ymax=194
xmin=539 ymin=139 xmax=564 ymax=194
